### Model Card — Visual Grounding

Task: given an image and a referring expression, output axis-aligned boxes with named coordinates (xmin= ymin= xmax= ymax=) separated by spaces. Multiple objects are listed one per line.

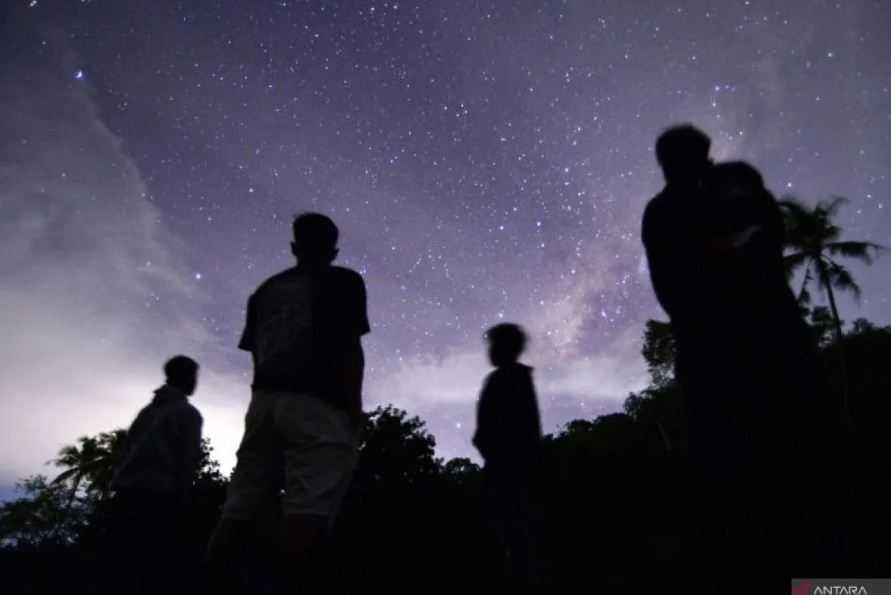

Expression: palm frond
xmin=827 ymin=261 xmax=862 ymax=301
xmin=778 ymin=197 xmax=810 ymax=215
xmin=821 ymin=196 xmax=849 ymax=218
xmin=827 ymin=241 xmax=883 ymax=264
xmin=821 ymin=223 xmax=842 ymax=243
xmin=51 ymin=469 xmax=79 ymax=485
xmin=783 ymin=251 xmax=810 ymax=274
xmin=779 ymin=198 xmax=835 ymax=247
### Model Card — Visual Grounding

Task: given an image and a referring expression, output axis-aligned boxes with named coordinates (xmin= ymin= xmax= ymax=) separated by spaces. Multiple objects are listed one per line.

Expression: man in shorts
xmin=208 ymin=212 xmax=370 ymax=594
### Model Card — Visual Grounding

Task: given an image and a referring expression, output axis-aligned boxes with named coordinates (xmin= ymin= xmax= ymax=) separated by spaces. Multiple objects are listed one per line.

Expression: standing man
xmin=472 ymin=323 xmax=543 ymax=594
xmin=111 ymin=355 xmax=203 ymax=594
xmin=641 ymin=126 xmax=838 ymax=588
xmin=209 ymin=213 xmax=370 ymax=594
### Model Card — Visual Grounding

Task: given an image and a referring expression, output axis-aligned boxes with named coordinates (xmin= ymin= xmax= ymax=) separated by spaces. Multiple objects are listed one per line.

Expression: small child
xmin=472 ymin=323 xmax=542 ymax=590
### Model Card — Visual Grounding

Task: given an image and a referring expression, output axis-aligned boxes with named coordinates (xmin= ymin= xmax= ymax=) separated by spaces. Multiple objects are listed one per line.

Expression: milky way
xmin=2 ymin=0 xmax=890 ymax=481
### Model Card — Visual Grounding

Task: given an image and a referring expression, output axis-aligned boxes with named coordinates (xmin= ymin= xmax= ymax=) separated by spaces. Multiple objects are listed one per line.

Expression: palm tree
xmin=51 ymin=430 xmax=127 ymax=509
xmin=780 ymin=196 xmax=882 ymax=425
xmin=781 ymin=197 xmax=881 ymax=329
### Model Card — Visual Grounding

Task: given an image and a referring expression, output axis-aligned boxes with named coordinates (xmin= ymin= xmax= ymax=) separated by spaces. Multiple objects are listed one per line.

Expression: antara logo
xmin=813 ymin=587 xmax=868 ymax=595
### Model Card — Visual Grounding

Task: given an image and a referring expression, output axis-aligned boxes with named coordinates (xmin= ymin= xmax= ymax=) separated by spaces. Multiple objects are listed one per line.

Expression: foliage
xmin=51 ymin=430 xmax=127 ymax=504
xmin=1 ymin=432 xmax=225 ymax=554
xmin=353 ymin=405 xmax=441 ymax=489
xmin=781 ymin=197 xmax=881 ymax=319
xmin=641 ymin=319 xmax=676 ymax=386
xmin=6 ymin=310 xmax=891 ymax=590
xmin=0 ymin=476 xmax=89 ymax=550
xmin=807 ymin=306 xmax=838 ymax=348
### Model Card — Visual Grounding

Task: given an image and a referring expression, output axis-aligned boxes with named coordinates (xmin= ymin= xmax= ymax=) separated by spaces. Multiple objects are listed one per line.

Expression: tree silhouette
xmin=50 ymin=431 xmax=126 ymax=533
xmin=353 ymin=405 xmax=441 ymax=488
xmin=9 ymin=307 xmax=891 ymax=592
xmin=781 ymin=196 xmax=882 ymax=425
xmin=781 ymin=197 xmax=881 ymax=333
xmin=0 ymin=476 xmax=88 ymax=550
xmin=640 ymin=320 xmax=676 ymax=388
xmin=52 ymin=431 xmax=127 ymax=505
xmin=624 ymin=320 xmax=680 ymax=451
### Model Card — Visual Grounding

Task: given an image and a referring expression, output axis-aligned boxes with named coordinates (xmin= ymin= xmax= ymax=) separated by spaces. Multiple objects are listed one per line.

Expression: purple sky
xmin=2 ymin=0 xmax=890 ymax=487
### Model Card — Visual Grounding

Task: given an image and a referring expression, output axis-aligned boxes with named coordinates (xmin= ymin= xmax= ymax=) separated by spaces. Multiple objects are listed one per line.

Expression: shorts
xmin=222 ymin=390 xmax=359 ymax=519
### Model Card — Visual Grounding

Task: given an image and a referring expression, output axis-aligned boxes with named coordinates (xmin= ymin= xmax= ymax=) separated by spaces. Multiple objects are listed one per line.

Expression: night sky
xmin=2 ymin=0 xmax=890 ymax=485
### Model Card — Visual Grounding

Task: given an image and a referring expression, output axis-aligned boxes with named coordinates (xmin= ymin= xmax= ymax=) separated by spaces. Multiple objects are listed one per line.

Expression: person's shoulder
xmin=482 ymin=368 xmax=503 ymax=389
xmin=169 ymin=399 xmax=203 ymax=423
xmin=711 ymin=160 xmax=765 ymax=189
xmin=329 ymin=265 xmax=364 ymax=281
xmin=489 ymin=363 xmax=531 ymax=382
xmin=185 ymin=401 xmax=202 ymax=421
xmin=328 ymin=266 xmax=366 ymax=290
xmin=642 ymin=189 xmax=672 ymax=227
xmin=249 ymin=267 xmax=303 ymax=300
xmin=646 ymin=186 xmax=672 ymax=206
xmin=504 ymin=363 xmax=534 ymax=380
xmin=257 ymin=267 xmax=300 ymax=289
xmin=713 ymin=160 xmax=762 ymax=179
xmin=132 ymin=402 xmax=156 ymax=424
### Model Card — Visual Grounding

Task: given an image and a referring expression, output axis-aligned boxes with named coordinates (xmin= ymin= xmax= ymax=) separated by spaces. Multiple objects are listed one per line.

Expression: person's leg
xmin=276 ymin=394 xmax=359 ymax=595
xmin=207 ymin=391 xmax=282 ymax=592
xmin=502 ymin=474 xmax=540 ymax=594
xmin=106 ymin=490 xmax=145 ymax=594
xmin=280 ymin=513 xmax=332 ymax=593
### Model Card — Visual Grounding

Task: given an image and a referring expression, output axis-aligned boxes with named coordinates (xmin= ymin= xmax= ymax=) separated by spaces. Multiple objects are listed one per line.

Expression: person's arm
xmin=352 ymin=272 xmax=371 ymax=337
xmin=343 ymin=272 xmax=370 ymax=422
xmin=173 ymin=408 xmax=203 ymax=503
xmin=759 ymin=188 xmax=786 ymax=252
xmin=527 ymin=375 xmax=543 ymax=443
xmin=718 ymin=189 xmax=784 ymax=265
xmin=702 ymin=226 xmax=762 ymax=257
xmin=472 ymin=377 xmax=498 ymax=462
xmin=238 ymin=294 xmax=257 ymax=363
xmin=642 ymin=201 xmax=686 ymax=317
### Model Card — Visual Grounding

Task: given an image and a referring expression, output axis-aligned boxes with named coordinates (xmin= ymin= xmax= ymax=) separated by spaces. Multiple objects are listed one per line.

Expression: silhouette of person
xmin=109 ymin=355 xmax=203 ymax=595
xmin=642 ymin=126 xmax=840 ymax=588
xmin=472 ymin=323 xmax=542 ymax=593
xmin=207 ymin=212 xmax=369 ymax=595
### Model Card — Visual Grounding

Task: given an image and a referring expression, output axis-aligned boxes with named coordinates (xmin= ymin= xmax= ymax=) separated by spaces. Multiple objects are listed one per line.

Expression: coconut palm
xmin=780 ymin=197 xmax=881 ymax=342
xmin=51 ymin=430 xmax=127 ymax=508
xmin=780 ymin=196 xmax=882 ymax=427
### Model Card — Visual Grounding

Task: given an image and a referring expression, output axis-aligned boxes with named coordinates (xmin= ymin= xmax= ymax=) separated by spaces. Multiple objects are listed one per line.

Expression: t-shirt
xmin=239 ymin=265 xmax=370 ymax=411
xmin=641 ymin=182 xmax=717 ymax=348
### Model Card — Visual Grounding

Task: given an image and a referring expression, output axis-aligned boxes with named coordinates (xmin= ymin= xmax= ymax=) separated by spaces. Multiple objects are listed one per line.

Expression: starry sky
xmin=1 ymin=0 xmax=890 ymax=487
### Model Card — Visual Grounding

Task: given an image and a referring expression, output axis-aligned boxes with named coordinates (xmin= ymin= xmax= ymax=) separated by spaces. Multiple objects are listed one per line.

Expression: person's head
xmin=484 ymin=323 xmax=528 ymax=367
xmin=164 ymin=355 xmax=199 ymax=396
xmin=655 ymin=124 xmax=712 ymax=187
xmin=291 ymin=212 xmax=339 ymax=266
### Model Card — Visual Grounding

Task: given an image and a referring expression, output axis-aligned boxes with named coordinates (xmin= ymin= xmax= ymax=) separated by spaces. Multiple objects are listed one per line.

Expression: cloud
xmin=0 ymin=39 xmax=245 ymax=484
xmin=367 ymin=320 xmax=646 ymax=420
